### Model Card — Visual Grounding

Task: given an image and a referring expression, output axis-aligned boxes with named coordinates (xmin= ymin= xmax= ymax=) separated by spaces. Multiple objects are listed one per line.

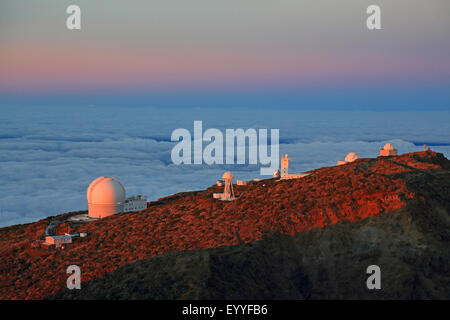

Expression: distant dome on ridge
xmin=345 ymin=152 xmax=359 ymax=163
xmin=384 ymin=143 xmax=394 ymax=150
xmin=380 ymin=142 xmax=398 ymax=157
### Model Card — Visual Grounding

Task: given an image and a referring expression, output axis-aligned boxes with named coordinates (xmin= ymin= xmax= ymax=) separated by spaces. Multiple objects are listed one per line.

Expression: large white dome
xmin=345 ymin=152 xmax=359 ymax=162
xmin=87 ymin=177 xmax=126 ymax=218
xmin=87 ymin=176 xmax=125 ymax=204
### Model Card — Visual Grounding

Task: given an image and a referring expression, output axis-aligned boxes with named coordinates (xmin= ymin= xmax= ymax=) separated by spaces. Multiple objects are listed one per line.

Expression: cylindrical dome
xmin=345 ymin=152 xmax=359 ymax=162
xmin=384 ymin=143 xmax=394 ymax=150
xmin=222 ymin=171 xmax=234 ymax=180
xmin=87 ymin=176 xmax=125 ymax=218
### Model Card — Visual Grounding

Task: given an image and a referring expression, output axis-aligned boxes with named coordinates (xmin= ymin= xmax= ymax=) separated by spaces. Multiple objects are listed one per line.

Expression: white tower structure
xmin=87 ymin=176 xmax=126 ymax=218
xmin=222 ymin=171 xmax=235 ymax=201
xmin=280 ymin=154 xmax=291 ymax=178
xmin=279 ymin=154 xmax=307 ymax=180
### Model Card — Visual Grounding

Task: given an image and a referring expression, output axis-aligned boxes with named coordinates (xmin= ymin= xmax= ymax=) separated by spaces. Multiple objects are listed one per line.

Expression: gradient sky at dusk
xmin=1 ymin=0 xmax=449 ymax=109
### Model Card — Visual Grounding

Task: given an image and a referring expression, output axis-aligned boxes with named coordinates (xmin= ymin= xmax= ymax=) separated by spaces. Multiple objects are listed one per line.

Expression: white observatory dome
xmin=384 ymin=143 xmax=394 ymax=150
xmin=222 ymin=171 xmax=234 ymax=180
xmin=87 ymin=176 xmax=126 ymax=218
xmin=345 ymin=152 xmax=359 ymax=162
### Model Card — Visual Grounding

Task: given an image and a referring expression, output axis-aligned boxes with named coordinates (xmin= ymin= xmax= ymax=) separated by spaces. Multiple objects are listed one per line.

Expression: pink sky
xmin=1 ymin=0 xmax=449 ymax=96
xmin=1 ymin=44 xmax=448 ymax=93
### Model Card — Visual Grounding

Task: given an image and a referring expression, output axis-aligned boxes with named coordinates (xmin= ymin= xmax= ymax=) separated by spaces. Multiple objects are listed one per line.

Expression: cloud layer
xmin=0 ymin=105 xmax=449 ymax=227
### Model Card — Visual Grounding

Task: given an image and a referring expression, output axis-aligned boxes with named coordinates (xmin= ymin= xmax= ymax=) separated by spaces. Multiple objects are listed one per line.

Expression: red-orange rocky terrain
xmin=0 ymin=150 xmax=449 ymax=299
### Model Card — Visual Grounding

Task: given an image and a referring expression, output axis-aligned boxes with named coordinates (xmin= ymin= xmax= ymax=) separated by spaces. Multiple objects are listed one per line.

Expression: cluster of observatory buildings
xmin=45 ymin=142 xmax=403 ymax=239
xmin=337 ymin=143 xmax=398 ymax=165
xmin=81 ymin=143 xmax=402 ymax=208
xmin=212 ymin=142 xmax=402 ymax=201
xmin=39 ymin=142 xmax=408 ymax=248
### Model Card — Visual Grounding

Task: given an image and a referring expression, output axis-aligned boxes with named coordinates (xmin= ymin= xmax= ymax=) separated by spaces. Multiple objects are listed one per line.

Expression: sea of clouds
xmin=0 ymin=105 xmax=449 ymax=227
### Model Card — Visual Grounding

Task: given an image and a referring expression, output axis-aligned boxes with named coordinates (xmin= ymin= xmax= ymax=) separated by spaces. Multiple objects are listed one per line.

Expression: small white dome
xmin=384 ymin=143 xmax=394 ymax=150
xmin=345 ymin=152 xmax=359 ymax=162
xmin=222 ymin=171 xmax=234 ymax=180
xmin=87 ymin=176 xmax=126 ymax=205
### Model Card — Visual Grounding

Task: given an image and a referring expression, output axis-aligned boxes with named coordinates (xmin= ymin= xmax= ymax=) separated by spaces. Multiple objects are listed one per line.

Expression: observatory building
xmin=337 ymin=152 xmax=359 ymax=165
xmin=379 ymin=143 xmax=398 ymax=156
xmin=87 ymin=176 xmax=147 ymax=219
xmin=123 ymin=195 xmax=147 ymax=213
xmin=236 ymin=180 xmax=248 ymax=186
xmin=280 ymin=154 xmax=308 ymax=180
xmin=273 ymin=170 xmax=280 ymax=178
xmin=213 ymin=172 xmax=236 ymax=201
xmin=45 ymin=235 xmax=72 ymax=248
xmin=87 ymin=177 xmax=125 ymax=218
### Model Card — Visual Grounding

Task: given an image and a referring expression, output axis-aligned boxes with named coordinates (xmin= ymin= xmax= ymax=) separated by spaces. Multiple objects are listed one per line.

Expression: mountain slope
xmin=50 ymin=204 xmax=450 ymax=299
xmin=1 ymin=150 xmax=449 ymax=299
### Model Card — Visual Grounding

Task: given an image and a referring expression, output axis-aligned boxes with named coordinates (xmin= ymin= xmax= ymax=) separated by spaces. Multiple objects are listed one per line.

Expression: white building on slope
xmin=87 ymin=176 xmax=147 ymax=218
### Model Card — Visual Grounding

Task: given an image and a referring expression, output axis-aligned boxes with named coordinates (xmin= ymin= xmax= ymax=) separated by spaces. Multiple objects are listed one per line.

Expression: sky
xmin=1 ymin=0 xmax=449 ymax=109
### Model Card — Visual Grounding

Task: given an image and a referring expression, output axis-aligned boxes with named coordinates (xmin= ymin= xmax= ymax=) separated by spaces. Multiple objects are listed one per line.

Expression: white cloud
xmin=0 ymin=105 xmax=449 ymax=227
